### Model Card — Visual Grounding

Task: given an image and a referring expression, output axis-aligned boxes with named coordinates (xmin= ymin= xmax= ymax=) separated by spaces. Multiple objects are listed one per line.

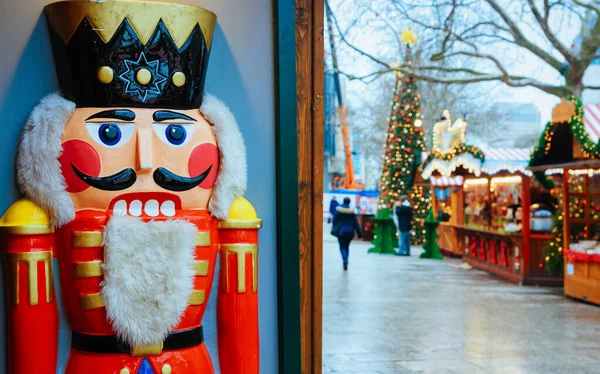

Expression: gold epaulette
xmin=0 ymin=199 xmax=52 ymax=235
xmin=219 ymin=197 xmax=263 ymax=229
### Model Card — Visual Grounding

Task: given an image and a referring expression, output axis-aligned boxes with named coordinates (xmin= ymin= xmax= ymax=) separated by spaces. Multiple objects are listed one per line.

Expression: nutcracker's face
xmin=59 ymin=107 xmax=219 ymax=216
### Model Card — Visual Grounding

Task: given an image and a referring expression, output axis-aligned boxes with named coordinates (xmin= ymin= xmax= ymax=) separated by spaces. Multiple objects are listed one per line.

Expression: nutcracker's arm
xmin=0 ymin=199 xmax=58 ymax=374
xmin=217 ymin=197 xmax=262 ymax=374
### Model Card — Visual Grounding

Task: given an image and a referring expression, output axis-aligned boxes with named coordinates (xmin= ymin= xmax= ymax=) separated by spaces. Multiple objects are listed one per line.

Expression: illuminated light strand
xmin=568 ymin=168 xmax=600 ymax=176
xmin=490 ymin=175 xmax=522 ymax=187
xmin=463 ymin=178 xmax=489 ymax=188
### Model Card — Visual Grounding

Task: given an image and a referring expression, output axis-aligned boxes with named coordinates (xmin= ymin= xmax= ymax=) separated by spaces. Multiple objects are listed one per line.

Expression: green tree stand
xmin=368 ymin=208 xmax=398 ymax=254
xmin=420 ymin=210 xmax=443 ymax=260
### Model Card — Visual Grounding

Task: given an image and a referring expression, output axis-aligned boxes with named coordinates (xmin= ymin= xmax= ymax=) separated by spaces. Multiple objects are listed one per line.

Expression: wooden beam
xmin=295 ymin=0 xmax=324 ymax=373
xmin=312 ymin=0 xmax=324 ymax=371
xmin=529 ymin=160 xmax=600 ymax=172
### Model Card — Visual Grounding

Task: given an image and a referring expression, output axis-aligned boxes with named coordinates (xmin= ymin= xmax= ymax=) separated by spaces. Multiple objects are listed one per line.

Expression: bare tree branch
xmin=328 ymin=0 xmax=594 ymax=98
xmin=338 ymin=64 xmax=568 ymax=97
xmin=328 ymin=4 xmax=392 ymax=69
xmin=527 ymin=0 xmax=578 ymax=67
xmin=431 ymin=50 xmax=509 ymax=77
xmin=578 ymin=8 xmax=600 ymax=71
xmin=572 ymin=0 xmax=600 ymax=14
xmin=484 ymin=0 xmax=566 ymax=72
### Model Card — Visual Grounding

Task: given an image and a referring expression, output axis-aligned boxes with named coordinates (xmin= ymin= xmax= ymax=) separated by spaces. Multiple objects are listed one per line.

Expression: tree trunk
xmin=568 ymin=69 xmax=585 ymax=98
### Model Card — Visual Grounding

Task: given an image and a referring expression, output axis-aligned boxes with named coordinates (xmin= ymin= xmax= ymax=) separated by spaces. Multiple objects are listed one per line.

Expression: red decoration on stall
xmin=478 ymin=237 xmax=487 ymax=261
xmin=469 ymin=236 xmax=478 ymax=257
xmin=499 ymin=241 xmax=509 ymax=267
xmin=489 ymin=240 xmax=497 ymax=264
xmin=565 ymin=249 xmax=600 ymax=264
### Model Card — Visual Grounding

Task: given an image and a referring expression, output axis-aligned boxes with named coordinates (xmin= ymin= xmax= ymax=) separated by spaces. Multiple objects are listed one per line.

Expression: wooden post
xmin=563 ymin=169 xmax=570 ymax=260
xmin=521 ymin=175 xmax=531 ymax=279
xmin=295 ymin=0 xmax=324 ymax=373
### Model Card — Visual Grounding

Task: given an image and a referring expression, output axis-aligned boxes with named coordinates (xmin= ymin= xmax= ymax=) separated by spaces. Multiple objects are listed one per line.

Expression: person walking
xmin=332 ymin=197 xmax=362 ymax=270
xmin=395 ymin=195 xmax=413 ymax=256
xmin=328 ymin=196 xmax=339 ymax=223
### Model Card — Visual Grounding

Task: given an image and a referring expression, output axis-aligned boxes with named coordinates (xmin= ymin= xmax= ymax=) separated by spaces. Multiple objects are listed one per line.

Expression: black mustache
xmin=153 ymin=166 xmax=213 ymax=192
xmin=71 ymin=164 xmax=137 ymax=191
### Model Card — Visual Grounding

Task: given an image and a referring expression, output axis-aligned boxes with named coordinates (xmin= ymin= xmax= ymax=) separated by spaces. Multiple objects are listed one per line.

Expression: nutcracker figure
xmin=0 ymin=1 xmax=261 ymax=373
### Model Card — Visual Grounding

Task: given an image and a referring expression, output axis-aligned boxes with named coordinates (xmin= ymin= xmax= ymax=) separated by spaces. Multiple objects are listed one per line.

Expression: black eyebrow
xmin=153 ymin=110 xmax=197 ymax=122
xmin=86 ymin=110 xmax=135 ymax=121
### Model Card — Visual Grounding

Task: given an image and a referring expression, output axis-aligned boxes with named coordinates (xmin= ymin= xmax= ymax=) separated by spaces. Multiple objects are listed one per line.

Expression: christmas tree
xmin=540 ymin=188 xmax=564 ymax=276
xmin=371 ymin=34 xmax=429 ymax=253
xmin=377 ymin=71 xmax=425 ymax=207
xmin=420 ymin=209 xmax=443 ymax=260
xmin=368 ymin=208 xmax=399 ymax=254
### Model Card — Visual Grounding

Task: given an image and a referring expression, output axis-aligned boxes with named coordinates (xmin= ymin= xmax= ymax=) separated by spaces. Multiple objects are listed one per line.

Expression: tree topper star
xmin=399 ymin=29 xmax=419 ymax=46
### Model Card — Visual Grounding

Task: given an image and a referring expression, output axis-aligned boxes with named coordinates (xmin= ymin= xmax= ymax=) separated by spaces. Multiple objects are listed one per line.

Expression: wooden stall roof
xmin=528 ymin=159 xmax=600 ymax=172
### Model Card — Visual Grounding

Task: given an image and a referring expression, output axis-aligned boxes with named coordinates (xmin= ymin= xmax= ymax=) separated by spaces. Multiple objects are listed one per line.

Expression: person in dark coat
xmin=332 ymin=197 xmax=362 ymax=270
xmin=328 ymin=196 xmax=339 ymax=223
xmin=395 ymin=195 xmax=413 ymax=256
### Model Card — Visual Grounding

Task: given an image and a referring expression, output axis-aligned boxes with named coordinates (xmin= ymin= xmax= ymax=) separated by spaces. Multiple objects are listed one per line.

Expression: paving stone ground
xmin=322 ymin=229 xmax=600 ymax=374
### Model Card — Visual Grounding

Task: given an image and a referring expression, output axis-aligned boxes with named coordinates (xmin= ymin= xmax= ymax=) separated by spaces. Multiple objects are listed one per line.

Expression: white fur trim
xmin=201 ymin=94 xmax=247 ymax=219
xmin=16 ymin=93 xmax=76 ymax=228
xmin=101 ymin=216 xmax=196 ymax=346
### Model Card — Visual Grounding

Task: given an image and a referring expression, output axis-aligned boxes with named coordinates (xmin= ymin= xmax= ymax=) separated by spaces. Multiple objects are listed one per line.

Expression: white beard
xmin=100 ymin=216 xmax=197 ymax=346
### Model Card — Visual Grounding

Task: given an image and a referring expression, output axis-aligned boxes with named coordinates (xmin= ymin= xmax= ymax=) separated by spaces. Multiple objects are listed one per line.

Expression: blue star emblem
xmin=119 ymin=52 xmax=168 ymax=102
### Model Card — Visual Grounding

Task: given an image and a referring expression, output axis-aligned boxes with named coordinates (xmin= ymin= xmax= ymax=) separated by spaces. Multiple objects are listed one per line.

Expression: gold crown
xmin=44 ymin=0 xmax=217 ymax=49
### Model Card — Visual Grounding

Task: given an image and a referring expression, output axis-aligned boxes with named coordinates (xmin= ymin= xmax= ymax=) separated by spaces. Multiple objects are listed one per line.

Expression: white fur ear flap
xmin=201 ymin=94 xmax=247 ymax=219
xmin=16 ymin=93 xmax=76 ymax=228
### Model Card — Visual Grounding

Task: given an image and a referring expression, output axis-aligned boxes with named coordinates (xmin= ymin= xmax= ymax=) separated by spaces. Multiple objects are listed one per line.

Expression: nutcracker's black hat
xmin=44 ymin=1 xmax=216 ymax=109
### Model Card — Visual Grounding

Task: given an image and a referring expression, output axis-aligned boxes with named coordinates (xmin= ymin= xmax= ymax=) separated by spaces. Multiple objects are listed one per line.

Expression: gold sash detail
xmin=80 ymin=293 xmax=104 ymax=310
xmin=191 ymin=260 xmax=209 ymax=276
xmin=187 ymin=290 xmax=206 ymax=305
xmin=72 ymin=231 xmax=103 ymax=248
xmin=74 ymin=261 xmax=103 ymax=278
xmin=195 ymin=232 xmax=211 ymax=246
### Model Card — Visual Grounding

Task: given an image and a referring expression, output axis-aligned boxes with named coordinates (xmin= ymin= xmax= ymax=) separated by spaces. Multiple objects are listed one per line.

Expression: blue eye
xmin=98 ymin=124 xmax=122 ymax=146
xmin=165 ymin=124 xmax=187 ymax=145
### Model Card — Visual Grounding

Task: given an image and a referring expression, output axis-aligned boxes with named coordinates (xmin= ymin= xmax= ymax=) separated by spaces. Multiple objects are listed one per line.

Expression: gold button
xmin=119 ymin=369 xmax=130 ymax=374
xmin=136 ymin=68 xmax=152 ymax=85
xmin=172 ymin=72 xmax=186 ymax=87
xmin=97 ymin=66 xmax=114 ymax=84
xmin=161 ymin=364 xmax=172 ymax=374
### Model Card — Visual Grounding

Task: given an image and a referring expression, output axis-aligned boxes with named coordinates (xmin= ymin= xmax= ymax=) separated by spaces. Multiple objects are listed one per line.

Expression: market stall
xmin=529 ymin=97 xmax=600 ymax=303
xmin=458 ymin=169 xmax=561 ymax=285
xmin=420 ymin=110 xmax=485 ymax=257
xmin=420 ymin=112 xmax=561 ymax=285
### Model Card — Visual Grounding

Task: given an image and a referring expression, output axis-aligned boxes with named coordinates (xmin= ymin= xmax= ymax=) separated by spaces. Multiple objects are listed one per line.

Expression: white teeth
xmin=113 ymin=200 xmax=127 ymax=216
xmin=160 ymin=200 xmax=176 ymax=217
xmin=129 ymin=200 xmax=142 ymax=216
xmin=144 ymin=200 xmax=159 ymax=217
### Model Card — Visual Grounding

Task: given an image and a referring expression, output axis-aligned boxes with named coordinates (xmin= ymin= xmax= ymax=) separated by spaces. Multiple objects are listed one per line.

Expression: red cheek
xmin=59 ymin=140 xmax=101 ymax=193
xmin=188 ymin=143 xmax=219 ymax=189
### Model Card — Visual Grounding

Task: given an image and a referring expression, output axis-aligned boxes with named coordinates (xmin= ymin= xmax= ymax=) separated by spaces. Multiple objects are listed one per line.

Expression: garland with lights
xmin=540 ymin=188 xmax=564 ymax=276
xmin=420 ymin=145 xmax=485 ymax=179
xmin=423 ymin=145 xmax=485 ymax=164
